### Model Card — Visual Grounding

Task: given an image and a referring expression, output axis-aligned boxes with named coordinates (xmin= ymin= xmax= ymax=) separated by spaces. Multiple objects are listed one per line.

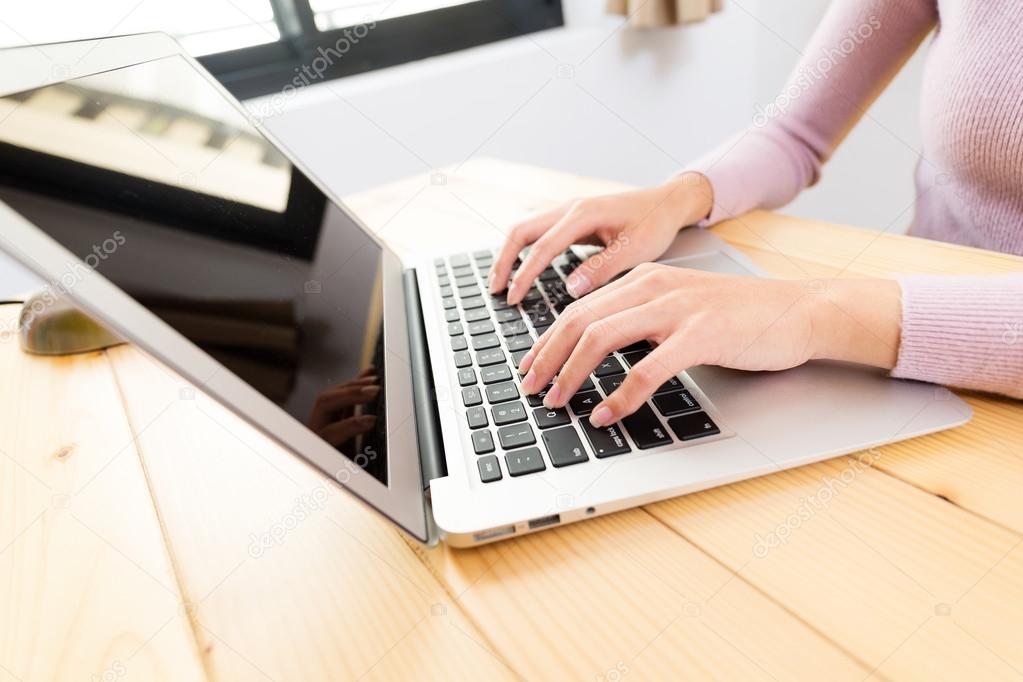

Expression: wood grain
xmin=0 ymin=307 xmax=205 ymax=682
xmin=106 ymin=346 xmax=516 ymax=682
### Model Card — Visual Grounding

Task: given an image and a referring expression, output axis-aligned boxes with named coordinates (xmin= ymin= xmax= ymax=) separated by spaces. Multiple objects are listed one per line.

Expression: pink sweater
xmin=688 ymin=0 xmax=1023 ymax=399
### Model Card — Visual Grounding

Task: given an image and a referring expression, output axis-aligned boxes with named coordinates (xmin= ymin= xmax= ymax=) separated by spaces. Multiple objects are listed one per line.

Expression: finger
xmin=507 ymin=204 xmax=601 ymax=305
xmin=490 ymin=205 xmax=567 ymax=294
xmin=319 ymin=415 xmax=377 ymax=448
xmin=544 ymin=304 xmax=662 ymax=408
xmin=518 ymin=264 xmax=662 ymax=376
xmin=357 ymin=366 xmax=376 ymax=378
xmin=313 ymin=385 xmax=380 ymax=417
xmin=565 ymin=229 xmax=643 ymax=298
xmin=520 ymin=284 xmax=652 ymax=394
xmin=589 ymin=337 xmax=693 ymax=427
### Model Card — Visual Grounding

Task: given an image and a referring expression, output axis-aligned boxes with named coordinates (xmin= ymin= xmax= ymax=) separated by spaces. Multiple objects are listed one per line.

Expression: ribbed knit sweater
xmin=688 ymin=0 xmax=1023 ymax=398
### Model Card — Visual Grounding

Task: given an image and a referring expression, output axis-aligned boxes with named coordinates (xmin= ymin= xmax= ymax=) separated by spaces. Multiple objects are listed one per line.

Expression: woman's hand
xmin=490 ymin=173 xmax=714 ymax=305
xmin=517 ymin=265 xmax=902 ymax=428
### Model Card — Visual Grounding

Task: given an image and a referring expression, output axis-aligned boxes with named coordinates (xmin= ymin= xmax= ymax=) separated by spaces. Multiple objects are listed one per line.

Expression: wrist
xmin=806 ymin=278 xmax=902 ymax=369
xmin=663 ymin=172 xmax=714 ymax=227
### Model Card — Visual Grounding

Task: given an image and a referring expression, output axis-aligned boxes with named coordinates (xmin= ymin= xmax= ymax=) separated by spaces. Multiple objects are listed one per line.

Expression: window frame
xmin=198 ymin=0 xmax=564 ymax=100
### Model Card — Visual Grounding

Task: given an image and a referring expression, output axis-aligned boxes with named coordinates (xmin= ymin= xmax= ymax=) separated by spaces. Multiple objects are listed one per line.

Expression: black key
xmin=481 ymin=364 xmax=513 ymax=385
xmin=467 ymin=320 xmax=496 ymax=336
xmin=541 ymin=426 xmax=588 ymax=467
xmin=532 ymin=406 xmax=571 ymax=429
xmin=442 ymin=297 xmax=457 ymax=310
xmin=457 ymin=284 xmax=480 ymax=299
xmin=461 ymin=295 xmax=485 ymax=310
xmin=580 ymin=421 xmax=631 ymax=458
xmin=521 ymin=287 xmax=543 ymax=304
xmin=505 ymin=334 xmax=534 ymax=352
xmin=486 ymin=381 xmax=519 ymax=404
xmin=464 ymin=307 xmax=490 ymax=323
xmin=454 ymin=274 xmax=476 ymax=288
xmin=489 ymin=293 xmax=512 ymax=311
xmin=597 ymin=373 xmax=626 ymax=396
xmin=500 ymin=320 xmax=530 ymax=337
xmin=568 ymin=390 xmax=600 ymax=416
xmin=621 ymin=404 xmax=672 ymax=450
xmin=525 ymin=383 xmax=553 ymax=407
xmin=538 ymin=267 xmax=559 ymax=282
xmin=447 ymin=322 xmax=463 ymax=336
xmin=529 ymin=310 xmax=555 ymax=328
xmin=505 ymin=448 xmax=545 ymax=476
xmin=451 ymin=336 xmax=468 ymax=352
xmin=471 ymin=429 xmax=495 ymax=454
xmin=476 ymin=348 xmax=506 ymax=367
xmin=498 ymin=423 xmax=536 ymax=449
xmin=449 ymin=253 xmax=471 ymax=267
xmin=510 ymin=349 xmax=528 ymax=369
xmin=593 ymin=356 xmax=625 ymax=378
xmin=654 ymin=376 xmax=685 ymax=395
xmin=579 ymin=376 xmax=595 ymax=392
xmin=478 ymin=455 xmax=502 ymax=482
xmin=622 ymin=350 xmax=649 ymax=367
xmin=462 ymin=386 xmax=483 ymax=407
xmin=472 ymin=333 xmax=501 ymax=351
xmin=533 ymin=324 xmax=552 ymax=335
xmin=453 ymin=350 xmax=472 ymax=368
xmin=491 ymin=401 xmax=527 ymax=426
xmin=440 ymin=286 xmax=453 ymax=298
xmin=653 ymin=390 xmax=700 ymax=416
xmin=444 ymin=309 xmax=460 ymax=323
xmin=466 ymin=406 xmax=488 ymax=429
xmin=457 ymin=368 xmax=477 ymax=387
xmin=619 ymin=340 xmax=651 ymax=353
xmin=668 ymin=412 xmax=720 ymax=440
xmin=494 ymin=308 xmax=521 ymax=323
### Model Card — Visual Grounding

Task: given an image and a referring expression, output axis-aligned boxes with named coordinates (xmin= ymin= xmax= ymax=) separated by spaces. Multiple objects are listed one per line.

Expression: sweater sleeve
xmin=685 ymin=0 xmax=937 ymax=226
xmin=893 ymin=274 xmax=1023 ymax=398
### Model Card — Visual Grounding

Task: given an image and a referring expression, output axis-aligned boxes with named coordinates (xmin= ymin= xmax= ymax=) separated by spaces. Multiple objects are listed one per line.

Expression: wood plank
xmin=646 ymin=456 xmax=1023 ymax=680
xmin=106 ymin=346 xmax=516 ymax=682
xmin=416 ymin=509 xmax=869 ymax=680
xmin=0 ymin=306 xmax=205 ymax=682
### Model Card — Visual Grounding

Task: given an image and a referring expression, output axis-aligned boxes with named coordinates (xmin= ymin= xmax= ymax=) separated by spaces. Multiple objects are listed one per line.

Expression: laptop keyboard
xmin=433 ymin=248 xmax=721 ymax=484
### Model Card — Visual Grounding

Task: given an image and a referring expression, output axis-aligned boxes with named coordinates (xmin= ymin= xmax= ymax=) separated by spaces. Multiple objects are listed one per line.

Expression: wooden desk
xmin=2 ymin=160 xmax=1022 ymax=681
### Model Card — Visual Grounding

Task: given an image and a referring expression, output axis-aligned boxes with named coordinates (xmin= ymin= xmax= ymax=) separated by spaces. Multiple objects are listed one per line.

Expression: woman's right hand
xmin=489 ymin=172 xmax=714 ymax=305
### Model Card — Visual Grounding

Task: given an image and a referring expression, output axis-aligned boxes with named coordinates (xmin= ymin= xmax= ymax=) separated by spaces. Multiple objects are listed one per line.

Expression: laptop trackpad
xmin=658 ymin=251 xmax=759 ymax=277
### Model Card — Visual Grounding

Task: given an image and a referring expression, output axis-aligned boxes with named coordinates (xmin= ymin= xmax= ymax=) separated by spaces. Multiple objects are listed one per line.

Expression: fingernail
xmin=518 ymin=350 xmax=535 ymax=374
xmin=589 ymin=405 xmax=613 ymax=428
xmin=520 ymin=371 xmax=538 ymax=394
xmin=566 ymin=273 xmax=592 ymax=298
xmin=542 ymin=384 xmax=562 ymax=409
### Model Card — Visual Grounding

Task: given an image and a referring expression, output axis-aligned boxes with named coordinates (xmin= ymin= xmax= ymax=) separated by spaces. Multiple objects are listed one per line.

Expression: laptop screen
xmin=0 ymin=55 xmax=393 ymax=485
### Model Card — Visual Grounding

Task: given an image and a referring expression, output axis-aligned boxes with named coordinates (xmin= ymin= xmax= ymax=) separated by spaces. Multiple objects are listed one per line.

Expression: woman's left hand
xmin=517 ymin=264 xmax=902 ymax=428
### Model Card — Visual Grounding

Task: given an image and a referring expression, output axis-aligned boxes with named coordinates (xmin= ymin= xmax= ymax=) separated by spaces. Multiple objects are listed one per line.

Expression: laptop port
xmin=473 ymin=525 xmax=515 ymax=542
xmin=527 ymin=514 xmax=561 ymax=530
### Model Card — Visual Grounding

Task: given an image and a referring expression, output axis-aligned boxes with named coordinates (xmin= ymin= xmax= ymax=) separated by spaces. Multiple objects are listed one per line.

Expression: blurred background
xmin=0 ymin=0 xmax=926 ymax=295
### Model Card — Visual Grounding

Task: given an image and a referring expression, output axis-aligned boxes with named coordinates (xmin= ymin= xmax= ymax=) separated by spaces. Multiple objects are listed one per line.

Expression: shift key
xmin=621 ymin=404 xmax=672 ymax=450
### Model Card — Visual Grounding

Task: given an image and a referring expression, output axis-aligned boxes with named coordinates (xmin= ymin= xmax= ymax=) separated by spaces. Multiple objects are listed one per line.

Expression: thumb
xmin=565 ymin=233 xmax=640 ymax=297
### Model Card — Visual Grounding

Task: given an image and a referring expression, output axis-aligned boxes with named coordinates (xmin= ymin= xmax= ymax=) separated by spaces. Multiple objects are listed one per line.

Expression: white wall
xmin=0 ymin=0 xmax=929 ymax=296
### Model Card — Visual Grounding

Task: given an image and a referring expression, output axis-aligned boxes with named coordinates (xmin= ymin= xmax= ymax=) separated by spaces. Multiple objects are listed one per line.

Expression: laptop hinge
xmin=402 ymin=268 xmax=447 ymax=489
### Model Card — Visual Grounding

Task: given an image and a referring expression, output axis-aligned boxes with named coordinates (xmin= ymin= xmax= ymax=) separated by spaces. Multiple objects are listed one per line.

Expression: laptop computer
xmin=0 ymin=33 xmax=971 ymax=546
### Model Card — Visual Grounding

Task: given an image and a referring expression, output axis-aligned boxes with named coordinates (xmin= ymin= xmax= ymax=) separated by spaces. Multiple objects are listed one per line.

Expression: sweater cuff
xmin=893 ymin=275 xmax=1023 ymax=398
